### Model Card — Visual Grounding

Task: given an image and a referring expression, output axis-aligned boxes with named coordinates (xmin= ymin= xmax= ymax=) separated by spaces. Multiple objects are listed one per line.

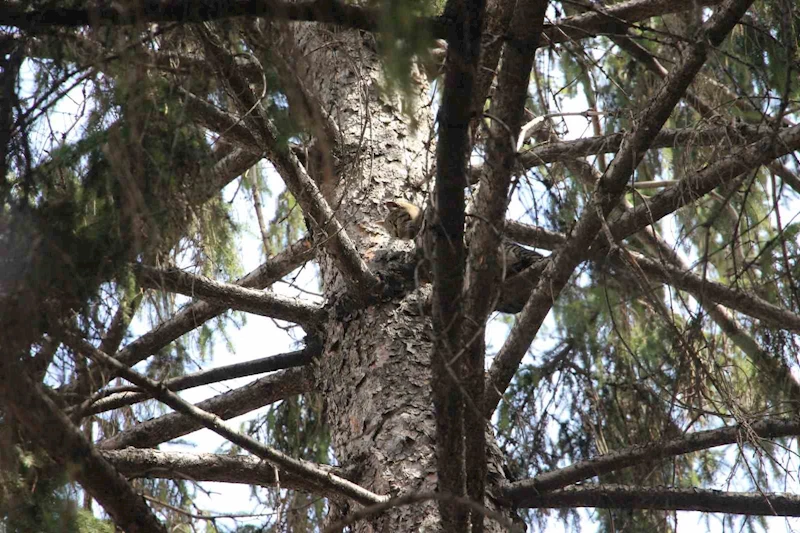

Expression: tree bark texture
xmin=283 ymin=21 xmax=511 ymax=531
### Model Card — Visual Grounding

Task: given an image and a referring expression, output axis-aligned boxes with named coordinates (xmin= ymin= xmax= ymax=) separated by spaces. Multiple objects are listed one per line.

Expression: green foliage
xmin=244 ymin=394 xmax=330 ymax=531
xmin=73 ymin=511 xmax=115 ymax=533
xmin=0 ymin=445 xmax=93 ymax=533
xmin=268 ymin=190 xmax=306 ymax=253
xmin=76 ymin=72 xmax=216 ymax=260
xmin=374 ymin=0 xmax=438 ymax=125
xmin=728 ymin=1 xmax=799 ymax=102
xmin=3 ymin=54 xmax=222 ymax=353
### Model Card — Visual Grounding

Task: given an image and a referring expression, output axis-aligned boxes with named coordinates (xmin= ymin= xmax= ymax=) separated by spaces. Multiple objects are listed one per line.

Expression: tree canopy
xmin=1 ymin=0 xmax=800 ymax=532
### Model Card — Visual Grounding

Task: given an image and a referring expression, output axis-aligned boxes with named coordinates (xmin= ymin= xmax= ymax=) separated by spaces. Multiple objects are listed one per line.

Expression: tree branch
xmin=608 ymin=125 xmax=800 ymax=246
xmin=79 ymin=345 xmax=318 ymax=416
xmin=612 ymin=27 xmax=800 ymax=198
xmin=65 ymin=335 xmax=385 ymax=505
xmin=507 ymin=483 xmax=800 ymax=516
xmin=180 ymin=88 xmax=260 ymax=150
xmin=485 ymin=0 xmax=755 ymax=415
xmin=199 ymin=25 xmax=379 ymax=296
xmin=516 ymin=125 xmax=769 ymax=171
xmin=501 ymin=221 xmax=800 ymax=334
xmin=0 ymin=0 xmax=386 ymax=33
xmin=205 ymin=147 xmax=263 ymax=198
xmin=59 ymin=237 xmax=314 ymax=402
xmin=104 ymin=448 xmax=344 ymax=497
xmin=431 ymin=0 xmax=486 ymax=527
xmin=505 ymin=416 xmax=800 ymax=495
xmin=543 ymin=0 xmax=725 ymax=45
xmin=462 ymin=2 xmax=548 ymax=529
xmin=470 ymin=0 xmax=514 ymax=121
xmin=624 ymin=251 xmax=800 ymax=332
xmin=469 ymin=124 xmax=772 ymax=186
xmin=97 ymin=366 xmax=314 ymax=450
xmin=134 ymin=264 xmax=325 ymax=328
xmin=506 ymin=129 xmax=800 ymax=250
xmin=99 ymin=293 xmax=143 ymax=356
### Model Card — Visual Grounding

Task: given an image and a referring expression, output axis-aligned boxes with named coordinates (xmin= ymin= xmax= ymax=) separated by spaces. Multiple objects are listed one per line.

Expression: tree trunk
xmin=282 ymin=22 xmax=511 ymax=531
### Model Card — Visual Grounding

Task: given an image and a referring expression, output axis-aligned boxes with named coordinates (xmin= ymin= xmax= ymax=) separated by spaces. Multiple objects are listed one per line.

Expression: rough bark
xmin=283 ymin=15 xmax=516 ymax=530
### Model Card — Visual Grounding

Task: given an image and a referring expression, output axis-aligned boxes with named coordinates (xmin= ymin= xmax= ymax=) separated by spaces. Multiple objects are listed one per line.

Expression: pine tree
xmin=2 ymin=0 xmax=800 ymax=531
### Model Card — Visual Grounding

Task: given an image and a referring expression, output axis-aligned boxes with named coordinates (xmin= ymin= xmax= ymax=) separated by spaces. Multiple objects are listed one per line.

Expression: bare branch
xmin=80 ymin=345 xmax=317 ymax=416
xmin=769 ymin=161 xmax=800 ymax=195
xmin=97 ymin=366 xmax=313 ymax=450
xmin=99 ymin=293 xmax=143 ymax=356
xmin=516 ymin=125 xmax=769 ymax=170
xmin=609 ymin=125 xmax=800 ymax=246
xmin=59 ymin=237 xmax=314 ymax=402
xmin=626 ymin=252 xmax=800 ymax=333
xmin=505 ymin=417 xmax=800 ymax=495
xmin=205 ymin=148 xmax=263 ymax=197
xmin=507 ymin=483 xmax=800 ymax=516
xmin=469 ymin=125 xmax=772 ymax=186
xmin=104 ymin=448 xmax=344 ymax=497
xmin=504 ymin=221 xmax=565 ymax=249
xmin=134 ymin=264 xmax=325 ymax=328
xmin=504 ymin=127 xmax=800 ymax=259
